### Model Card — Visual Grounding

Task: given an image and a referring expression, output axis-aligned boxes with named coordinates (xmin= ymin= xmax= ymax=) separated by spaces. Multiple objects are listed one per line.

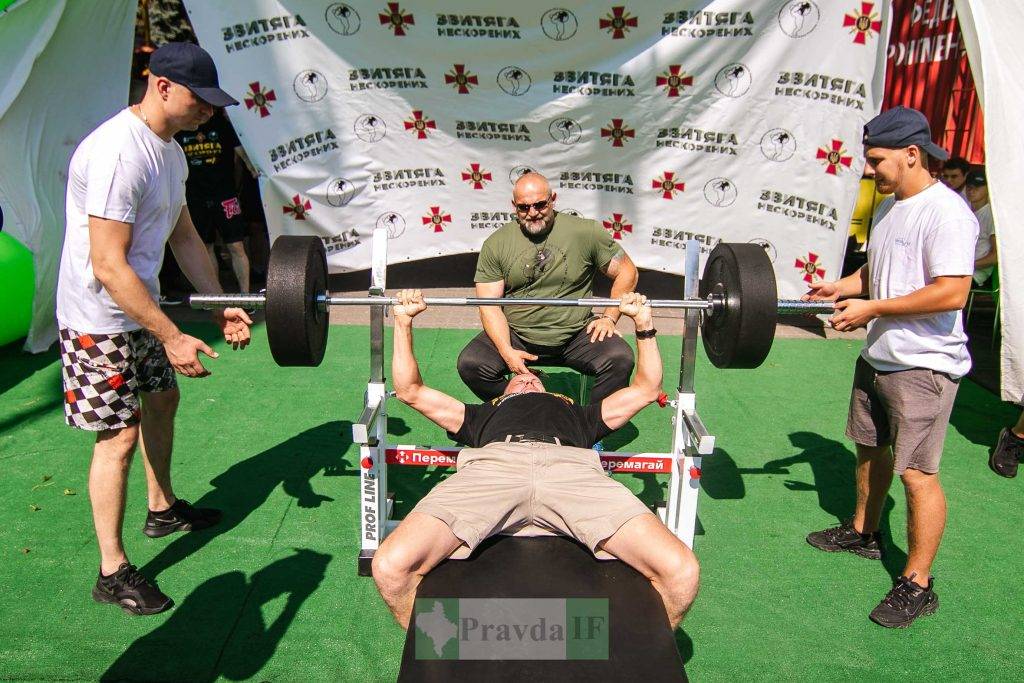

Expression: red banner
xmin=884 ymin=0 xmax=983 ymax=162
xmin=383 ymin=447 xmax=672 ymax=474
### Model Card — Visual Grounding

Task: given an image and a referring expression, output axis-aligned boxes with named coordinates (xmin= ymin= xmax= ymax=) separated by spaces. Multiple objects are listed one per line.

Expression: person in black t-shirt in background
xmin=238 ymin=169 xmax=270 ymax=290
xmin=372 ymin=289 xmax=700 ymax=631
xmin=175 ymin=110 xmax=252 ymax=291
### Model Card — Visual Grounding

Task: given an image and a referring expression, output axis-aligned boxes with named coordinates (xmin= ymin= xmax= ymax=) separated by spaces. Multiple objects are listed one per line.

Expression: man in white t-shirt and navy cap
xmin=802 ymin=106 xmax=978 ymax=628
xmin=56 ymin=42 xmax=253 ymax=615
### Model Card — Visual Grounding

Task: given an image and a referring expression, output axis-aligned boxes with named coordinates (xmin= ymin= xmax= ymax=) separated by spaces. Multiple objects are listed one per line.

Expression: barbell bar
xmin=179 ymin=236 xmax=836 ymax=369
xmin=187 ymin=293 xmax=833 ymax=316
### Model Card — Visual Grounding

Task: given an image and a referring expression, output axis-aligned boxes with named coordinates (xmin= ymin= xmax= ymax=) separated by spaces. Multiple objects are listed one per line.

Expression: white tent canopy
xmin=955 ymin=0 xmax=1023 ymax=404
xmin=0 ymin=0 xmax=135 ymax=352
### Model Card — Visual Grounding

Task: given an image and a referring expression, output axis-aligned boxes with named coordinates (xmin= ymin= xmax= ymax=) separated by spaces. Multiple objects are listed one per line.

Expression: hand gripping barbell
xmin=184 ymin=236 xmax=835 ymax=368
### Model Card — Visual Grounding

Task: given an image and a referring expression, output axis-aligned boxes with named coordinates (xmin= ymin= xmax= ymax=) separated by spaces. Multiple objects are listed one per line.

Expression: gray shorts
xmin=846 ymin=356 xmax=960 ymax=474
xmin=412 ymin=441 xmax=652 ymax=560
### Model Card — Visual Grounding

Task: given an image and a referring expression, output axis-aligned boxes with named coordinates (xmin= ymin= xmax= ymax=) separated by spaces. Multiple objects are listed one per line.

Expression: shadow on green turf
xmin=703 ymin=432 xmax=908 ymax=580
xmin=632 ymin=473 xmax=668 ymax=508
xmin=675 ymin=629 xmax=694 ymax=666
xmin=949 ymin=380 xmax=1017 ymax=449
xmin=102 ymin=548 xmax=331 ymax=682
xmin=139 ymin=421 xmax=354 ymax=580
xmin=0 ymin=342 xmax=57 ymax=396
xmin=388 ymin=415 xmax=413 ymax=438
xmin=0 ymin=397 xmax=60 ymax=436
xmin=602 ymin=422 xmax=640 ymax=450
xmin=0 ymin=345 xmax=60 ymax=434
xmin=701 ymin=447 xmax=745 ymax=500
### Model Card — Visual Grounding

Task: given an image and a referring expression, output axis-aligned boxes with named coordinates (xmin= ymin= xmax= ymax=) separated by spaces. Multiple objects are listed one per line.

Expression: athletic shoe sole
xmin=806 ymin=536 xmax=882 ymax=560
xmin=143 ymin=521 xmax=195 ymax=538
xmin=92 ymin=587 xmax=173 ymax=616
xmin=144 ymin=513 xmax=221 ymax=538
xmin=869 ymin=597 xmax=938 ymax=629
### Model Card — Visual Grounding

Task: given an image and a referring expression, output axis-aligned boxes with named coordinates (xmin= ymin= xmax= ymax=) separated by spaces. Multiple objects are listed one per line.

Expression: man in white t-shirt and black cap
xmin=56 ymin=42 xmax=252 ymax=615
xmin=802 ymin=106 xmax=978 ymax=628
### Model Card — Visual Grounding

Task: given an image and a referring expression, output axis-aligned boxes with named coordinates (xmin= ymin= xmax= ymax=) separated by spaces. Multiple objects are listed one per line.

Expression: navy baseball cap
xmin=862 ymin=106 xmax=949 ymax=161
xmin=149 ymin=42 xmax=238 ymax=107
xmin=966 ymin=169 xmax=986 ymax=186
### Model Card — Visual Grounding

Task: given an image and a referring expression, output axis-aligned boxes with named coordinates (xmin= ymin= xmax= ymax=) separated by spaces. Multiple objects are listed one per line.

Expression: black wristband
xmin=635 ymin=328 xmax=657 ymax=340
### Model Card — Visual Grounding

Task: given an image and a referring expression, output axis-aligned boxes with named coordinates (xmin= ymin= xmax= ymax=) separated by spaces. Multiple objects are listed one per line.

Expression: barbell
xmin=184 ymin=236 xmax=835 ymax=368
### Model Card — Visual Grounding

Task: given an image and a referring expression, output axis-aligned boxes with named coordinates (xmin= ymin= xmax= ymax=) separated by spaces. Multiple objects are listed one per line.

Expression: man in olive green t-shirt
xmin=457 ymin=172 xmax=639 ymax=404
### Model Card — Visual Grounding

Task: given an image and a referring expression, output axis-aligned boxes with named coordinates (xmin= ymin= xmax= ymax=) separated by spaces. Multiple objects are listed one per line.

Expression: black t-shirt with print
xmin=175 ymin=112 xmax=240 ymax=203
xmin=448 ymin=392 xmax=612 ymax=448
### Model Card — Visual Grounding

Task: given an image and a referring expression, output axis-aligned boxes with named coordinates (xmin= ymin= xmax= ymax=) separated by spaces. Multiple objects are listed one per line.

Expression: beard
xmin=516 ymin=211 xmax=555 ymax=236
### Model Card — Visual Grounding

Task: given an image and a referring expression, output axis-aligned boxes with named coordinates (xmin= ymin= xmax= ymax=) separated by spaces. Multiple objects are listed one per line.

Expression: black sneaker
xmin=989 ymin=428 xmax=1023 ymax=478
xmin=806 ymin=519 xmax=882 ymax=559
xmin=92 ymin=563 xmax=173 ymax=615
xmin=144 ymin=498 xmax=222 ymax=538
xmin=869 ymin=574 xmax=938 ymax=628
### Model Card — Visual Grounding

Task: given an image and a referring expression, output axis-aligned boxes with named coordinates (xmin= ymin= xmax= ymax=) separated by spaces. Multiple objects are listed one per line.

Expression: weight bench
xmin=398 ymin=536 xmax=686 ymax=682
xmin=354 ymin=233 xmax=715 ymax=576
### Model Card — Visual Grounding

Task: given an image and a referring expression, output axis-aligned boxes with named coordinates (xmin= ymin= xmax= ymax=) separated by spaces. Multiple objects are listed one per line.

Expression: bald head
xmin=504 ymin=372 xmax=545 ymax=395
xmin=511 ymin=172 xmax=557 ymax=236
xmin=513 ymin=172 xmax=550 ymax=200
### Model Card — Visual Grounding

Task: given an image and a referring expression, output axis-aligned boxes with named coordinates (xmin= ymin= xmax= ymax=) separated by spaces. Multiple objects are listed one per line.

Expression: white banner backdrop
xmin=184 ymin=0 xmax=890 ymax=300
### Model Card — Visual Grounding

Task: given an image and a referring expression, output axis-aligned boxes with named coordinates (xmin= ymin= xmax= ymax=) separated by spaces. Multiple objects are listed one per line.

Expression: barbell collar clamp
xmin=706 ymin=293 xmax=725 ymax=317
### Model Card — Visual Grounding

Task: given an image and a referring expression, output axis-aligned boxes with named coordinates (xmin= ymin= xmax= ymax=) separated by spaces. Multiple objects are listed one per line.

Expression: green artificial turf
xmin=0 ymin=324 xmax=1020 ymax=681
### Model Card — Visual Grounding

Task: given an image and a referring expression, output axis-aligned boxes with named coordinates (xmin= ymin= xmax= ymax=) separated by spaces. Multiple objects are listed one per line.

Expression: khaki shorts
xmin=411 ymin=441 xmax=652 ymax=560
xmin=846 ymin=356 xmax=960 ymax=474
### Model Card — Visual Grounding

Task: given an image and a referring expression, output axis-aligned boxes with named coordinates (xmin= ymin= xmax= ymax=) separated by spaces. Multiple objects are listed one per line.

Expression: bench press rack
xmin=353 ymin=231 xmax=715 ymax=575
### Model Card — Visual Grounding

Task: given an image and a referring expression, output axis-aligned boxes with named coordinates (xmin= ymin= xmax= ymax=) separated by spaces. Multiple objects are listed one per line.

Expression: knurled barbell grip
xmin=186 ymin=292 xmax=836 ymax=314
xmin=184 ymin=293 xmax=269 ymax=309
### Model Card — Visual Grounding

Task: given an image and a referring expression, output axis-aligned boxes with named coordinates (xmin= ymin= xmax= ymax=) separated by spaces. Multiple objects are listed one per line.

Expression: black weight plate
xmin=698 ymin=243 xmax=777 ymax=368
xmin=265 ymin=236 xmax=329 ymax=366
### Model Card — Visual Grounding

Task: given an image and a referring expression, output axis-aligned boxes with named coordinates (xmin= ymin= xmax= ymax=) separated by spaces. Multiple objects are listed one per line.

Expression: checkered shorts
xmin=58 ymin=325 xmax=177 ymax=431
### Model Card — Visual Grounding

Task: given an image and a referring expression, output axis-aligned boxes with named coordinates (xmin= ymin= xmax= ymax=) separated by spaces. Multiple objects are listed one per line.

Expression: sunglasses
xmin=514 ymin=199 xmax=551 ymax=213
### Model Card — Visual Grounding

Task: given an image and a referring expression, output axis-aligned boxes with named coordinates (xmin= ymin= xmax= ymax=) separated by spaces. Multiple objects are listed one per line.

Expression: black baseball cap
xmin=149 ymin=42 xmax=238 ymax=107
xmin=862 ymin=106 xmax=949 ymax=161
xmin=966 ymin=169 xmax=986 ymax=186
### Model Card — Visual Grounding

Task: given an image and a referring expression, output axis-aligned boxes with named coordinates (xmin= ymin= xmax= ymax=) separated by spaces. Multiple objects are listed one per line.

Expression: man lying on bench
xmin=372 ymin=289 xmax=700 ymax=630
